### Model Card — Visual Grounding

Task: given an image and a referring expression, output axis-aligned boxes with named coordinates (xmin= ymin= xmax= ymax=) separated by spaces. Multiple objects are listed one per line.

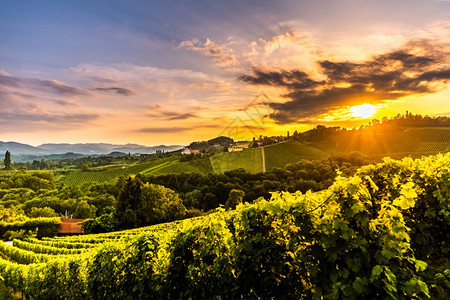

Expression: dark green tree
xmin=115 ymin=176 xmax=186 ymax=229
xmin=139 ymin=183 xmax=186 ymax=225
xmin=116 ymin=177 xmax=143 ymax=228
xmin=4 ymin=151 xmax=11 ymax=170
xmin=225 ymin=189 xmax=245 ymax=210
xmin=74 ymin=200 xmax=97 ymax=218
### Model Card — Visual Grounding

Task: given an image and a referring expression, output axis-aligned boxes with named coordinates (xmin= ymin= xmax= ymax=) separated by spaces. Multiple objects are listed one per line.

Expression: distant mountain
xmin=0 ymin=141 xmax=183 ymax=156
xmin=0 ymin=141 xmax=50 ymax=155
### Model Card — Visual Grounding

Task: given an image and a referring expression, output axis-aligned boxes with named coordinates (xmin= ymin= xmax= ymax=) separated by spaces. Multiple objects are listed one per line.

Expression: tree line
xmin=0 ymin=152 xmax=372 ymax=236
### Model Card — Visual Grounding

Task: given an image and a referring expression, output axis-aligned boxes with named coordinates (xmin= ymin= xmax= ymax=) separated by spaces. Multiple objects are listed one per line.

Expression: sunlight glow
xmin=350 ymin=103 xmax=377 ymax=119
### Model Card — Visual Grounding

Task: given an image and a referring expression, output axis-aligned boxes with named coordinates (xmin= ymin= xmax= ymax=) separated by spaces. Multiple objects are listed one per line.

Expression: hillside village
xmin=181 ymin=133 xmax=290 ymax=154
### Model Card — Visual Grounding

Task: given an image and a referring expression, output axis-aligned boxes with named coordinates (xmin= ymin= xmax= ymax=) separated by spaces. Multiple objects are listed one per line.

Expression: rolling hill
xmin=0 ymin=141 xmax=182 ymax=156
xmin=55 ymin=126 xmax=450 ymax=185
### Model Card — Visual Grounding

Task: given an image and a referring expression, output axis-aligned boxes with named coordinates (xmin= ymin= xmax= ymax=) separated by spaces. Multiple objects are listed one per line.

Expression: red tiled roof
xmin=58 ymin=219 xmax=85 ymax=234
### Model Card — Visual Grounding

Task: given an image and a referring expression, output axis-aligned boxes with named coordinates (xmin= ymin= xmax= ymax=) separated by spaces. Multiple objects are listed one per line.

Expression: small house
xmin=181 ymin=148 xmax=191 ymax=155
xmin=58 ymin=219 xmax=85 ymax=235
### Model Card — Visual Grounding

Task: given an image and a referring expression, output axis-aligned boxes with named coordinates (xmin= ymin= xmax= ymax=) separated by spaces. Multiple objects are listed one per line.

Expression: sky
xmin=0 ymin=0 xmax=449 ymax=146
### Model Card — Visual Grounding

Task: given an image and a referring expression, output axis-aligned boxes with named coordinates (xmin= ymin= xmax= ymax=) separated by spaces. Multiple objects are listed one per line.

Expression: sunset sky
xmin=1 ymin=0 xmax=449 ymax=146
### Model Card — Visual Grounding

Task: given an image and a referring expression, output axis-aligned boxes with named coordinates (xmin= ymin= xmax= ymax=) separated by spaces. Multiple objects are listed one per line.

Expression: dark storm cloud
xmin=94 ymin=87 xmax=136 ymax=96
xmin=239 ymin=41 xmax=450 ymax=124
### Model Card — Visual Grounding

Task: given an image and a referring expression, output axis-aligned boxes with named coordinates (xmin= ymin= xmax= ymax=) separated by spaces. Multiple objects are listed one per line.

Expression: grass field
xmin=263 ymin=141 xmax=330 ymax=171
xmin=210 ymin=147 xmax=263 ymax=173
xmin=145 ymin=158 xmax=214 ymax=176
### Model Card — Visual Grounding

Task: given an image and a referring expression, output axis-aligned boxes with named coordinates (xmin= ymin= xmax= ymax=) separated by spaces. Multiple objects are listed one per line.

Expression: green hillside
xmin=263 ymin=141 xmax=329 ymax=171
xmin=210 ymin=147 xmax=263 ymax=173
xmin=330 ymin=127 xmax=450 ymax=159
xmin=59 ymin=127 xmax=450 ymax=185
xmin=61 ymin=156 xmax=217 ymax=186
xmin=260 ymin=127 xmax=450 ymax=171
xmin=61 ymin=156 xmax=177 ymax=185
xmin=144 ymin=157 xmax=214 ymax=176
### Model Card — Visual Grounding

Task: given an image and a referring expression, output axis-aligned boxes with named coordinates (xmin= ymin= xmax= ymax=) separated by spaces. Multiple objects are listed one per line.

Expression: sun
xmin=349 ymin=103 xmax=377 ymax=118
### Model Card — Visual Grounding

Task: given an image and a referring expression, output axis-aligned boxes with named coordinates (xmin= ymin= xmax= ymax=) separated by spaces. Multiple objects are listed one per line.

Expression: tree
xmin=4 ymin=151 xmax=11 ymax=170
xmin=81 ymin=213 xmax=118 ymax=234
xmin=82 ymin=163 xmax=91 ymax=172
xmin=138 ymin=183 xmax=186 ymax=225
xmin=115 ymin=177 xmax=186 ymax=228
xmin=74 ymin=200 xmax=97 ymax=218
xmin=29 ymin=207 xmax=58 ymax=218
xmin=115 ymin=177 xmax=143 ymax=228
xmin=225 ymin=189 xmax=245 ymax=210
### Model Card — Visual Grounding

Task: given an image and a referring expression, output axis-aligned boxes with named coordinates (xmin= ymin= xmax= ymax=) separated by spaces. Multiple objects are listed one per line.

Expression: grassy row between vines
xmin=0 ymin=153 xmax=449 ymax=299
xmin=61 ymin=157 xmax=178 ymax=186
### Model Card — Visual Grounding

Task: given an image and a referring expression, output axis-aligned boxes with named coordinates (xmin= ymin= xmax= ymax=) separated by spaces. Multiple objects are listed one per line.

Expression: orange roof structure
xmin=58 ymin=218 xmax=85 ymax=234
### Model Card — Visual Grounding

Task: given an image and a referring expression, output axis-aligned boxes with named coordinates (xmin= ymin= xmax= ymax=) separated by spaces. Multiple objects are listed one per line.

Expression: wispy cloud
xmin=0 ymin=74 xmax=91 ymax=97
xmin=53 ymin=99 xmax=78 ymax=107
xmin=138 ymin=123 xmax=221 ymax=134
xmin=138 ymin=127 xmax=190 ymax=133
xmin=29 ymin=79 xmax=91 ymax=96
xmin=146 ymin=106 xmax=199 ymax=121
xmin=94 ymin=87 xmax=136 ymax=96
xmin=179 ymin=38 xmax=237 ymax=66
xmin=0 ymin=74 xmax=99 ymax=132
xmin=0 ymin=112 xmax=99 ymax=131
xmin=161 ymin=112 xmax=198 ymax=120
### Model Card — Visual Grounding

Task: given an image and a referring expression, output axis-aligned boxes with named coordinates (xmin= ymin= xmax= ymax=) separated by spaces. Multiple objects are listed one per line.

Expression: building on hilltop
xmin=181 ymin=148 xmax=201 ymax=155
xmin=181 ymin=148 xmax=191 ymax=155
xmin=228 ymin=142 xmax=249 ymax=152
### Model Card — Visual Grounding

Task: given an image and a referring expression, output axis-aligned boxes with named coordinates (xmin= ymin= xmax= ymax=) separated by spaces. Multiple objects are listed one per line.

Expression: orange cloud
xmin=240 ymin=39 xmax=450 ymax=124
xmin=179 ymin=38 xmax=237 ymax=66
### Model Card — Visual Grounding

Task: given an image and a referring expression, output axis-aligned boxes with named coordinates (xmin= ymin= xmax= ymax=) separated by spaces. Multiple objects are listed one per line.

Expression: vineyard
xmin=335 ymin=127 xmax=450 ymax=157
xmin=57 ymin=127 xmax=450 ymax=188
xmin=264 ymin=140 xmax=329 ymax=171
xmin=61 ymin=156 xmax=176 ymax=185
xmin=61 ymin=156 xmax=217 ymax=186
xmin=147 ymin=157 xmax=214 ymax=176
xmin=210 ymin=147 xmax=263 ymax=173
xmin=0 ymin=153 xmax=449 ymax=299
